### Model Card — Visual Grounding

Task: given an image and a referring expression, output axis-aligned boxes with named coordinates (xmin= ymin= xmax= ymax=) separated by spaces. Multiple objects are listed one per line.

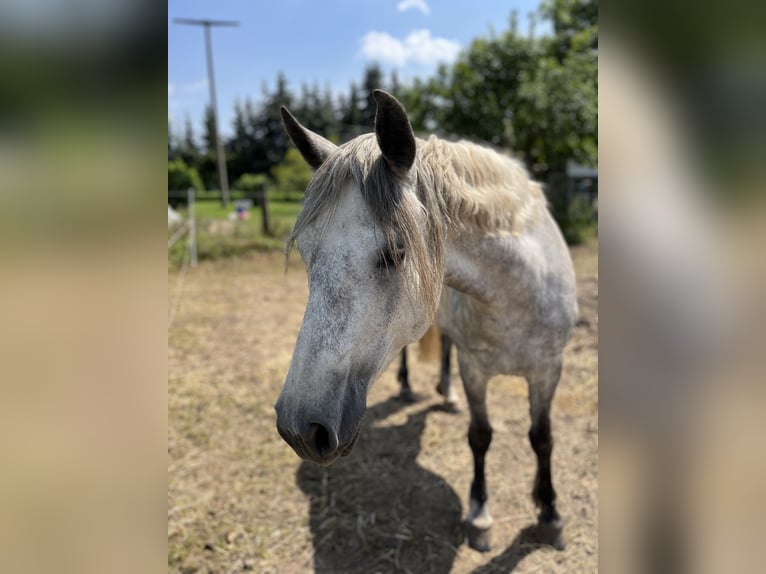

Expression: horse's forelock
xmin=286 ymin=134 xmax=445 ymax=321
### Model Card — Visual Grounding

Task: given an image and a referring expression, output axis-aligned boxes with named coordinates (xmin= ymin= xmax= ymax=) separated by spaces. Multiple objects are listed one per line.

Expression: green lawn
xmin=168 ymin=198 xmax=303 ymax=267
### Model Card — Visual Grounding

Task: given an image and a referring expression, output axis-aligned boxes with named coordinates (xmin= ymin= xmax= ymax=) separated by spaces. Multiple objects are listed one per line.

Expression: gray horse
xmin=275 ymin=90 xmax=577 ymax=551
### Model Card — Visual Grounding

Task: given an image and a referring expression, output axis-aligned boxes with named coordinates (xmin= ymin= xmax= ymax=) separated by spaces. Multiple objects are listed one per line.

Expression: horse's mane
xmin=286 ymin=133 xmax=546 ymax=319
xmin=417 ymin=135 xmax=546 ymax=234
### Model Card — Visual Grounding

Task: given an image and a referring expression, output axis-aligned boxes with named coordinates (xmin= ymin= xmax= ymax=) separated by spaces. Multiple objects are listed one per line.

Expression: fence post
xmin=187 ymin=188 xmax=198 ymax=267
xmin=258 ymin=182 xmax=270 ymax=236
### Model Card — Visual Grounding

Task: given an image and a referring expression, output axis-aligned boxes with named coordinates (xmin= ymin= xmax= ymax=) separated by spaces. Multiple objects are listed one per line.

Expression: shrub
xmin=232 ymin=173 xmax=269 ymax=193
xmin=552 ymin=194 xmax=597 ymax=245
xmin=271 ymin=148 xmax=312 ymax=200
xmin=168 ymin=159 xmax=204 ymax=192
xmin=546 ymin=173 xmax=597 ymax=245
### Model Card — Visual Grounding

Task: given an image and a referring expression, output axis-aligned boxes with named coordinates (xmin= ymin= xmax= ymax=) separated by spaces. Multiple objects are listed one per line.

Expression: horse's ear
xmin=373 ymin=89 xmax=416 ymax=176
xmin=280 ymin=107 xmax=337 ymax=170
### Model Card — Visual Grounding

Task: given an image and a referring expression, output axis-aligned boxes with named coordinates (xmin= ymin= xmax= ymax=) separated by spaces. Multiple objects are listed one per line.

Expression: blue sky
xmin=168 ymin=0 xmax=547 ymax=139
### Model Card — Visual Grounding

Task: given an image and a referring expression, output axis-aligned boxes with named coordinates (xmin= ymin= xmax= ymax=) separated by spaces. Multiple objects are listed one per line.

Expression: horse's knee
xmin=529 ymin=418 xmax=553 ymax=457
xmin=469 ymin=422 xmax=492 ymax=454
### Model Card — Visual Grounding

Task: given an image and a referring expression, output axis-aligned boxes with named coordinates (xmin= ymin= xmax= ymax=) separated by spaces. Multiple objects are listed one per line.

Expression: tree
xmin=318 ymin=83 xmax=341 ymax=141
xmin=196 ymin=105 xmax=220 ymax=189
xmin=249 ymin=73 xmax=295 ymax=173
xmin=389 ymin=70 xmax=401 ymax=97
xmin=176 ymin=114 xmax=200 ymax=167
xmin=227 ymin=99 xmax=258 ymax=182
xmin=202 ymin=104 xmax=216 ymax=156
xmin=340 ymin=82 xmax=363 ymax=141
xmin=168 ymin=120 xmax=180 ymax=160
xmin=233 ymin=172 xmax=268 ymax=193
xmin=512 ymin=33 xmax=597 ymax=176
xmin=512 ymin=0 xmax=597 ymax=176
xmin=407 ymin=4 xmax=597 ymax=179
xmin=271 ymin=148 xmax=313 ymax=199
xmin=168 ymin=159 xmax=203 ymax=192
xmin=360 ymin=64 xmax=384 ymax=127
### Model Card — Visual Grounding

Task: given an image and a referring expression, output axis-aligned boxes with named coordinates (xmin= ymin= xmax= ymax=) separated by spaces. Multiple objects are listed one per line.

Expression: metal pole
xmin=174 ymin=18 xmax=238 ymax=208
xmin=203 ymin=25 xmax=230 ymax=208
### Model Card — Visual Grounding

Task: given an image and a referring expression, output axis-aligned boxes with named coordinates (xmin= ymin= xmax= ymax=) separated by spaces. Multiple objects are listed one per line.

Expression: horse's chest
xmin=437 ymin=284 xmax=568 ymax=375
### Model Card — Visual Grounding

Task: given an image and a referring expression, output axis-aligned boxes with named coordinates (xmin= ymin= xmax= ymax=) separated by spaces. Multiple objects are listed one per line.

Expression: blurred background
xmin=166 ymin=0 xmax=597 ymax=265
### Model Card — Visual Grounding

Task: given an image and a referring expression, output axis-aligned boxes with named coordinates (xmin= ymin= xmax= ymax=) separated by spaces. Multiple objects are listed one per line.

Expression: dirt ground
xmin=168 ymin=240 xmax=598 ymax=573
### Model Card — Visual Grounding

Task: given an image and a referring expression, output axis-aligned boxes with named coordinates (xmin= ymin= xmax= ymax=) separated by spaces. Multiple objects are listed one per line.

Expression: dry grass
xmin=168 ymin=241 xmax=598 ymax=573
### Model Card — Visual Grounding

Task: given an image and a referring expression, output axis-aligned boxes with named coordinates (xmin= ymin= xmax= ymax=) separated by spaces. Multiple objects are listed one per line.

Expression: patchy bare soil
xmin=168 ymin=240 xmax=598 ymax=573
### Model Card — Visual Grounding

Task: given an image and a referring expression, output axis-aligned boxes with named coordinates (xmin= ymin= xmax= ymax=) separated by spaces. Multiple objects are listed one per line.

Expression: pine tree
xmin=360 ymin=64 xmax=384 ymax=127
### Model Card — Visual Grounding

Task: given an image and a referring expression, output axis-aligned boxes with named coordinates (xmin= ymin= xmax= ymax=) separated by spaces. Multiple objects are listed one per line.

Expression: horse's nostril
xmin=307 ymin=422 xmax=338 ymax=459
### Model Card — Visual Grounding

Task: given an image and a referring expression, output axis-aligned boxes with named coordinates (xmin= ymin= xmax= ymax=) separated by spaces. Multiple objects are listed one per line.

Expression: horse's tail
xmin=417 ymin=324 xmax=441 ymax=362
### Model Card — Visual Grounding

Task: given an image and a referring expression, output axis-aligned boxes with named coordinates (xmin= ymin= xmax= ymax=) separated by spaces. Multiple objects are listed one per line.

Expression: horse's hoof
xmin=466 ymin=525 xmax=492 ymax=552
xmin=537 ymin=512 xmax=565 ymax=551
xmin=397 ymin=389 xmax=416 ymax=403
xmin=441 ymin=400 xmax=461 ymax=414
xmin=540 ymin=528 xmax=565 ymax=551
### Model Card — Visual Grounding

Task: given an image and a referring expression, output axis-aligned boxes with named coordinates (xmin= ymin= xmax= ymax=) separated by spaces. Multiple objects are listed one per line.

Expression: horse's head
xmin=275 ymin=90 xmax=444 ymax=465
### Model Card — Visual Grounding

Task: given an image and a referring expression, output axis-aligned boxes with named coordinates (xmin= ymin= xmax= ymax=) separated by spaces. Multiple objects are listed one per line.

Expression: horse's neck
xmin=443 ymin=234 xmax=514 ymax=304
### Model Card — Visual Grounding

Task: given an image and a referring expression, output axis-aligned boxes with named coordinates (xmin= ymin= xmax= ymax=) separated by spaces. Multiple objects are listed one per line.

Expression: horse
xmin=274 ymin=90 xmax=578 ymax=551
xmin=396 ymin=326 xmax=458 ymax=411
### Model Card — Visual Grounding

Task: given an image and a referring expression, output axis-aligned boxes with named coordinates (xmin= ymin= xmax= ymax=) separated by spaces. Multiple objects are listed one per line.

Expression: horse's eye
xmin=377 ymin=246 xmax=406 ymax=271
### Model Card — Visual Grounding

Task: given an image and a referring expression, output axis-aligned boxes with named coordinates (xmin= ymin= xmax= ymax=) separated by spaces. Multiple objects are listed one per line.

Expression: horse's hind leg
xmin=526 ymin=361 xmax=565 ymax=550
xmin=396 ymin=348 xmax=415 ymax=402
xmin=435 ymin=334 xmax=459 ymax=411
xmin=460 ymin=357 xmax=493 ymax=551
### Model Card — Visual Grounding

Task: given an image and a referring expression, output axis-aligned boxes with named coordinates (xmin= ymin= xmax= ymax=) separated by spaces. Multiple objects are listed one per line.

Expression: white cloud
xmin=186 ymin=79 xmax=208 ymax=92
xmin=360 ymin=31 xmax=409 ymax=66
xmin=359 ymin=29 xmax=461 ymax=67
xmin=397 ymin=0 xmax=430 ymax=15
xmin=168 ymin=79 xmax=207 ymax=96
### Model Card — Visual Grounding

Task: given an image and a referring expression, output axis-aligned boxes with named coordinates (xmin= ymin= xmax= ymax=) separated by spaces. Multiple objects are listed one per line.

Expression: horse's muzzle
xmin=275 ymin=400 xmax=365 ymax=466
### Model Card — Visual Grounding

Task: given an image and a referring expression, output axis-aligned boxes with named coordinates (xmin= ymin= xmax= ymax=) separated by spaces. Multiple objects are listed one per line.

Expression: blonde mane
xmin=287 ymin=133 xmax=546 ymax=319
xmin=417 ymin=135 xmax=546 ymax=234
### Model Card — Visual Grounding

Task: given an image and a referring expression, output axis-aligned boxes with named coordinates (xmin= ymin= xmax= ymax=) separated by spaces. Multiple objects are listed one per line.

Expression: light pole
xmin=174 ymin=18 xmax=238 ymax=207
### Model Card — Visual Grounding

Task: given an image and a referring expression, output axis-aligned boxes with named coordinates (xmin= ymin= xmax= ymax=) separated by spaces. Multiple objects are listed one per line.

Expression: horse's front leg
xmin=526 ymin=361 xmax=565 ymax=550
xmin=460 ymin=357 xmax=493 ymax=551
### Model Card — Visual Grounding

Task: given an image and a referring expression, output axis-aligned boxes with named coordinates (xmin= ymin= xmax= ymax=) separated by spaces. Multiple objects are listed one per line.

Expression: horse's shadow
xmin=297 ymin=397 xmax=463 ymax=573
xmin=297 ymin=396 xmax=556 ymax=573
xmin=468 ymin=524 xmax=562 ymax=573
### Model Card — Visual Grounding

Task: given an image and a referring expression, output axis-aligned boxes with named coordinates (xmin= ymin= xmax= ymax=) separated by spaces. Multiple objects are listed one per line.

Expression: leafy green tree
xmin=433 ymin=11 xmax=541 ymax=149
xmin=403 ymin=4 xmax=596 ymax=180
xmin=271 ymin=148 xmax=313 ymax=199
xmin=513 ymin=1 xmax=597 ymax=177
xmin=513 ymin=31 xmax=597 ymax=176
xmin=232 ymin=173 xmax=269 ymax=193
xmin=168 ymin=159 xmax=203 ymax=192
xmin=399 ymin=75 xmax=446 ymax=135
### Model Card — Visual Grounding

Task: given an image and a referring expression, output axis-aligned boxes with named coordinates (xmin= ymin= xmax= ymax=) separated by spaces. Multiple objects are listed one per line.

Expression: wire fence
xmin=168 ymin=189 xmax=197 ymax=330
